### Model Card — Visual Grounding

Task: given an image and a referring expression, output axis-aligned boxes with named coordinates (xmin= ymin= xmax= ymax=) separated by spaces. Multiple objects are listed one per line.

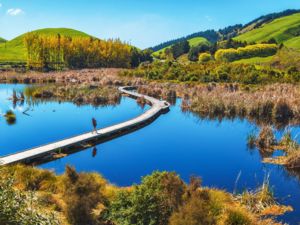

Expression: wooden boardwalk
xmin=0 ymin=87 xmax=170 ymax=166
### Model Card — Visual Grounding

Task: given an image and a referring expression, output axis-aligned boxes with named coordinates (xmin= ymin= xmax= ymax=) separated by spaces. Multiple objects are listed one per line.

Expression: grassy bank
xmin=0 ymin=165 xmax=292 ymax=225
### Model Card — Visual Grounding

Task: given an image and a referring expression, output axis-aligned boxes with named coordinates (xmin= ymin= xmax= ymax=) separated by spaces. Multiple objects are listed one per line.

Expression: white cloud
xmin=0 ymin=3 xmax=2 ymax=8
xmin=7 ymin=8 xmax=24 ymax=16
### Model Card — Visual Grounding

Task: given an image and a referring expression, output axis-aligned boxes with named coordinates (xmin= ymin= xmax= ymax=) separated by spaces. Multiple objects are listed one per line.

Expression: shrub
xmin=12 ymin=165 xmax=57 ymax=192
xmin=169 ymin=194 xmax=217 ymax=225
xmin=0 ymin=175 xmax=59 ymax=225
xmin=169 ymin=185 xmax=222 ymax=225
xmin=215 ymin=48 xmax=238 ymax=62
xmin=215 ymin=44 xmax=278 ymax=62
xmin=109 ymin=171 xmax=186 ymax=225
xmin=188 ymin=44 xmax=210 ymax=61
xmin=63 ymin=166 xmax=107 ymax=225
xmin=199 ymin=53 xmax=212 ymax=63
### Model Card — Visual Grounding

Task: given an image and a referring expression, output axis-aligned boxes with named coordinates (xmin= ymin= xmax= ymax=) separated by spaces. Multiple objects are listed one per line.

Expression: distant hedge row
xmin=215 ymin=44 xmax=278 ymax=62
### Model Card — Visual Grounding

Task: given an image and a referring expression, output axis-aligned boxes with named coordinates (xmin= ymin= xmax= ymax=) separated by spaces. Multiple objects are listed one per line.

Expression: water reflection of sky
xmin=0 ymin=84 xmax=149 ymax=155
xmin=1 ymin=84 xmax=300 ymax=224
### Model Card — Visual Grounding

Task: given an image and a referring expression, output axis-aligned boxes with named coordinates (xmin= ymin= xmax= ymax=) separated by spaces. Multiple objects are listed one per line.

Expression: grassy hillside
xmin=284 ymin=36 xmax=300 ymax=49
xmin=0 ymin=28 xmax=92 ymax=62
xmin=235 ymin=13 xmax=300 ymax=49
xmin=153 ymin=37 xmax=209 ymax=57
xmin=188 ymin=37 xmax=210 ymax=46
xmin=232 ymin=56 xmax=274 ymax=64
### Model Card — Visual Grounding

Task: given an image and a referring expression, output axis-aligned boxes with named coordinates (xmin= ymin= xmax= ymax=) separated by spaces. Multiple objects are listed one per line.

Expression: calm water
xmin=1 ymin=84 xmax=300 ymax=224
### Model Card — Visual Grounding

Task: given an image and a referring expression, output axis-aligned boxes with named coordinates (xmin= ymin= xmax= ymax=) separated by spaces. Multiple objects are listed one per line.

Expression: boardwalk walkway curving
xmin=0 ymin=86 xmax=170 ymax=166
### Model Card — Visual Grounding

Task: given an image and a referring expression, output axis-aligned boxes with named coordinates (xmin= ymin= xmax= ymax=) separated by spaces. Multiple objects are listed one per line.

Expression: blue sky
xmin=0 ymin=0 xmax=300 ymax=48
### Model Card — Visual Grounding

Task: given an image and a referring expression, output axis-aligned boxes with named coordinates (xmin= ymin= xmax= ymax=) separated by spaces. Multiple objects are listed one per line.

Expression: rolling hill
xmin=153 ymin=37 xmax=210 ymax=57
xmin=151 ymin=9 xmax=300 ymax=54
xmin=0 ymin=28 xmax=93 ymax=62
xmin=235 ymin=13 xmax=300 ymax=49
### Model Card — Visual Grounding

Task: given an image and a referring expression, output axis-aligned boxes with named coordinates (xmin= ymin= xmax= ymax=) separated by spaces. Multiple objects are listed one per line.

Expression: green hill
xmin=153 ymin=37 xmax=210 ymax=57
xmin=0 ymin=28 xmax=92 ymax=62
xmin=235 ymin=13 xmax=300 ymax=50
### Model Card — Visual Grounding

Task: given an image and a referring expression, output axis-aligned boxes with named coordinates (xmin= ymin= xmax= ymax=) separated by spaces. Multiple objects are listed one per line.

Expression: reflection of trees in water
xmin=185 ymin=108 xmax=300 ymax=184
xmin=24 ymin=96 xmax=121 ymax=109
xmin=285 ymin=167 xmax=300 ymax=183
xmin=2 ymin=89 xmax=26 ymax=125
xmin=167 ymin=96 xmax=177 ymax=106
xmin=136 ymin=96 xmax=146 ymax=109
xmin=187 ymin=109 xmax=298 ymax=130
xmin=10 ymin=90 xmax=25 ymax=109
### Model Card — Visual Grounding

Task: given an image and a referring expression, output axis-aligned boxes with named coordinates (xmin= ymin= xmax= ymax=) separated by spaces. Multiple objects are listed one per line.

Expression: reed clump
xmin=136 ymin=82 xmax=300 ymax=128
xmin=235 ymin=176 xmax=293 ymax=219
xmin=249 ymin=127 xmax=300 ymax=169
xmin=255 ymin=126 xmax=277 ymax=150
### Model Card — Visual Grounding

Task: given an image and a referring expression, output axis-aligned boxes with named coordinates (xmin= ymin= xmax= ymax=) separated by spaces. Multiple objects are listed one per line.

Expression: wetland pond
xmin=1 ymin=83 xmax=300 ymax=224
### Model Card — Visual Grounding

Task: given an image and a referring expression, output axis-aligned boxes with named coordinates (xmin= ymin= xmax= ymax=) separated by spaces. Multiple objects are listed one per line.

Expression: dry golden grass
xmin=1 ymin=165 xmax=289 ymax=225
xmin=137 ymin=82 xmax=300 ymax=128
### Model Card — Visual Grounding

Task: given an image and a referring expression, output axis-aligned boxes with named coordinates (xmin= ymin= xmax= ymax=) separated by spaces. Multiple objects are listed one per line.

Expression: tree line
xmin=24 ymin=33 xmax=152 ymax=70
xmin=161 ymin=38 xmax=250 ymax=62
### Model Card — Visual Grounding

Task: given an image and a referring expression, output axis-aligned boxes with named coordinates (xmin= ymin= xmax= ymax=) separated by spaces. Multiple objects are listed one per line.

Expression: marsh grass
xmin=249 ymin=127 xmax=300 ymax=169
xmin=24 ymin=84 xmax=121 ymax=107
xmin=0 ymin=165 xmax=289 ymax=225
xmin=187 ymin=84 xmax=300 ymax=128
xmin=235 ymin=175 xmax=292 ymax=217
xmin=255 ymin=126 xmax=277 ymax=150
xmin=135 ymin=82 xmax=300 ymax=128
